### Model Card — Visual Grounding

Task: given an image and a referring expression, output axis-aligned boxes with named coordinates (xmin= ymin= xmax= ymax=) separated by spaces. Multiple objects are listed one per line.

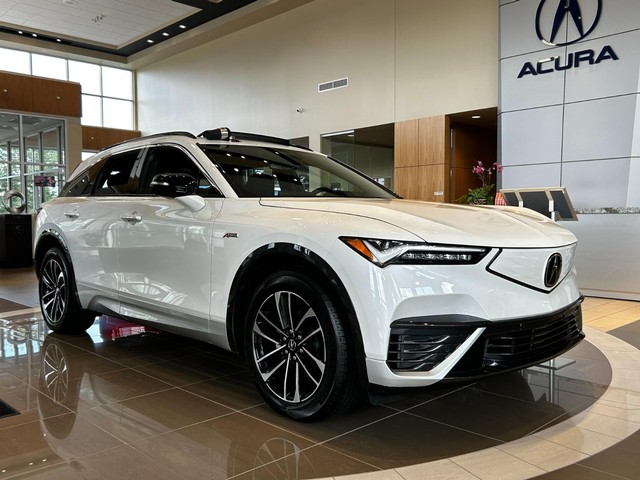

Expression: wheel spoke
xmin=43 ymin=296 xmax=56 ymax=320
xmin=293 ymin=359 xmax=301 ymax=403
xmin=42 ymin=292 xmax=56 ymax=308
xmin=275 ymin=291 xmax=295 ymax=333
xmin=55 ymin=295 xmax=66 ymax=319
xmin=283 ymin=353 xmax=291 ymax=400
xmin=298 ymin=348 xmax=325 ymax=385
xmin=253 ymin=322 xmax=282 ymax=346
xmin=255 ymin=344 xmax=286 ymax=364
xmin=298 ymin=326 xmax=322 ymax=347
xmin=260 ymin=357 xmax=287 ymax=382
xmin=257 ymin=309 xmax=286 ymax=338
xmin=294 ymin=307 xmax=315 ymax=331
xmin=42 ymin=271 xmax=54 ymax=289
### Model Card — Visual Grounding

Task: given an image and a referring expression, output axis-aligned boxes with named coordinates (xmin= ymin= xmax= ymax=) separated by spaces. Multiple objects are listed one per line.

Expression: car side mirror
xmin=150 ymin=173 xmax=198 ymax=197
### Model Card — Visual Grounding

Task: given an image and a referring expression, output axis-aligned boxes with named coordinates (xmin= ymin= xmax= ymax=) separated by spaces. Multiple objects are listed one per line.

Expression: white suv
xmin=34 ymin=128 xmax=584 ymax=421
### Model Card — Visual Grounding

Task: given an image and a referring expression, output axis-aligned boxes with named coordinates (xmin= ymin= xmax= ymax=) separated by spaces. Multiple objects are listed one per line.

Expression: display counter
xmin=561 ymin=209 xmax=640 ymax=301
xmin=0 ymin=214 xmax=33 ymax=268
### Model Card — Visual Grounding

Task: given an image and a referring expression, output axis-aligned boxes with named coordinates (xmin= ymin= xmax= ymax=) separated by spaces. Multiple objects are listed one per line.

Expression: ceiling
xmin=0 ymin=0 xmax=308 ymax=64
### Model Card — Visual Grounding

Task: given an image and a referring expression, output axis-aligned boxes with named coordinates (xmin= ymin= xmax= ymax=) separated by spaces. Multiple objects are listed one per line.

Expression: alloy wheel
xmin=40 ymin=258 xmax=67 ymax=326
xmin=251 ymin=290 xmax=327 ymax=404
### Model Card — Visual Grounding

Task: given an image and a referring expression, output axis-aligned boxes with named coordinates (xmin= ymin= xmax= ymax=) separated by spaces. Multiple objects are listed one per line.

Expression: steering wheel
xmin=310 ymin=187 xmax=334 ymax=196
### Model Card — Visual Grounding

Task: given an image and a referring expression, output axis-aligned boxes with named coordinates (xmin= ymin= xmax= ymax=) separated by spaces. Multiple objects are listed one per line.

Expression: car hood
xmin=259 ymin=198 xmax=576 ymax=248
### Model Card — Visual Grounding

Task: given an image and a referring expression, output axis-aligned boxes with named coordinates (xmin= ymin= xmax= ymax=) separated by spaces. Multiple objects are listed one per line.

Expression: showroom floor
xmin=1 ymin=268 xmax=639 ymax=480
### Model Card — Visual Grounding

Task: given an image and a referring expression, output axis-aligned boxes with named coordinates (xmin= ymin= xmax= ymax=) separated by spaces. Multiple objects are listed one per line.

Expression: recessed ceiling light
xmin=17 ymin=30 xmax=23 ymax=34
xmin=56 ymin=38 xmax=61 ymax=42
xmin=147 ymin=39 xmax=154 ymax=43
xmin=32 ymin=33 xmax=37 ymax=37
xmin=179 ymin=24 xmax=187 ymax=29
xmin=162 ymin=32 xmax=170 ymax=37
xmin=472 ymin=115 xmax=481 ymax=119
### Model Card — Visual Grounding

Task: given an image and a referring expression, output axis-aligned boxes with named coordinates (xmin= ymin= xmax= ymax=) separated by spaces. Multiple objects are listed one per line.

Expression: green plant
xmin=460 ymin=160 xmax=503 ymax=204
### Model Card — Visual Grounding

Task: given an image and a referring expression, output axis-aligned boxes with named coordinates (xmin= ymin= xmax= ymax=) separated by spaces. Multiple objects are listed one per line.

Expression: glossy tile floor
xmin=1 ymin=267 xmax=639 ymax=479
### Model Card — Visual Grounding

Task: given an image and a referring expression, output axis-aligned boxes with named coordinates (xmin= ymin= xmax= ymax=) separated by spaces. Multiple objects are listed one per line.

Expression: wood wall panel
xmin=418 ymin=116 xmax=447 ymax=166
xmin=394 ymin=115 xmax=448 ymax=202
xmin=0 ymin=71 xmax=81 ymax=117
xmin=30 ymin=76 xmax=81 ymax=117
xmin=82 ymin=126 xmax=142 ymax=151
xmin=394 ymin=166 xmax=421 ymax=200
xmin=0 ymin=72 xmax=33 ymax=111
xmin=394 ymin=119 xmax=419 ymax=168
xmin=395 ymin=165 xmax=446 ymax=202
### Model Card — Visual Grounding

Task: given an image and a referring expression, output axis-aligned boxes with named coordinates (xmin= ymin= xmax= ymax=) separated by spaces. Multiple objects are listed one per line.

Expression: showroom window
xmin=321 ymin=124 xmax=395 ymax=190
xmin=0 ymin=113 xmax=66 ymax=214
xmin=0 ymin=47 xmax=135 ymax=129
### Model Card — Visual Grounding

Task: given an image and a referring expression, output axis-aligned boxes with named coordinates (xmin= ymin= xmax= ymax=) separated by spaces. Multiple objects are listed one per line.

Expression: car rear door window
xmin=60 ymin=159 xmax=105 ymax=197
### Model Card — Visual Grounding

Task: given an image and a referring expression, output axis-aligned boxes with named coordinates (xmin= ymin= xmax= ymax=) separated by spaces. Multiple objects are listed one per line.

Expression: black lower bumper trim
xmin=387 ymin=297 xmax=584 ymax=378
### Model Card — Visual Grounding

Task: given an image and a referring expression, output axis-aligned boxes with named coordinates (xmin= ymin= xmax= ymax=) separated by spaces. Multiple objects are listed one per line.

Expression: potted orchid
xmin=464 ymin=160 xmax=503 ymax=205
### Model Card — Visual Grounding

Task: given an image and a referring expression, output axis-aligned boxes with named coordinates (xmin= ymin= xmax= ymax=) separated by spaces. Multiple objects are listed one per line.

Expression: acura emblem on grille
xmin=544 ymin=253 xmax=563 ymax=287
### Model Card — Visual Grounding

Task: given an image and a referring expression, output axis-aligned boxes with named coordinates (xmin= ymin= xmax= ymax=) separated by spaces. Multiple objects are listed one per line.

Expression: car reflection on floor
xmin=0 ymin=313 xmax=613 ymax=479
xmin=0 ymin=315 xmax=319 ymax=479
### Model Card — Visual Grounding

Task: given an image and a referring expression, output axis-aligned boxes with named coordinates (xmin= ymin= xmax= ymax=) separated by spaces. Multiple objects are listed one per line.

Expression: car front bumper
xmin=365 ymin=297 xmax=584 ymax=387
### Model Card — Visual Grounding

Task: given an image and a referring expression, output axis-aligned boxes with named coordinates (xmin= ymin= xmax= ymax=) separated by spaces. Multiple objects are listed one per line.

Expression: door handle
xmin=121 ymin=212 xmax=142 ymax=223
xmin=64 ymin=210 xmax=79 ymax=219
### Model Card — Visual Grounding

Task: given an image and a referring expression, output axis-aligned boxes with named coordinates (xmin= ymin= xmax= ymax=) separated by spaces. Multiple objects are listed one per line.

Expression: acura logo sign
xmin=519 ymin=0 xmax=617 ymax=78
xmin=535 ymin=0 xmax=602 ymax=46
xmin=544 ymin=253 xmax=563 ymax=288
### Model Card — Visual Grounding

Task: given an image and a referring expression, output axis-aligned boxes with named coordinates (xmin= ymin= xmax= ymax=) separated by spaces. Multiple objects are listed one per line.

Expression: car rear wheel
xmin=245 ymin=270 xmax=361 ymax=421
xmin=38 ymin=247 xmax=96 ymax=333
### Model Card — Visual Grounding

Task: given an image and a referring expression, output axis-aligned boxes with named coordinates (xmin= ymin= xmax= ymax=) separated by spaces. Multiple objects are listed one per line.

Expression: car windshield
xmin=199 ymin=144 xmax=396 ymax=198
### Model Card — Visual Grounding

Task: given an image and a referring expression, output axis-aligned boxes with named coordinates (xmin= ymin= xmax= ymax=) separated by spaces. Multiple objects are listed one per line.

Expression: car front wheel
xmin=38 ymin=247 xmax=96 ymax=333
xmin=245 ymin=270 xmax=361 ymax=421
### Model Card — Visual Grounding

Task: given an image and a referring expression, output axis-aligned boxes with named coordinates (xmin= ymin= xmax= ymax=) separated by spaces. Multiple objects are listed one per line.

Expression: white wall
xmin=499 ymin=0 xmax=640 ymax=209
xmin=137 ymin=0 xmax=498 ymax=151
xmin=499 ymin=0 xmax=640 ymax=300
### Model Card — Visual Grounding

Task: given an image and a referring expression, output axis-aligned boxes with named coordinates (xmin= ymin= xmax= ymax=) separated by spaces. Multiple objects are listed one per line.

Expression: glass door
xmin=0 ymin=113 xmax=66 ymax=214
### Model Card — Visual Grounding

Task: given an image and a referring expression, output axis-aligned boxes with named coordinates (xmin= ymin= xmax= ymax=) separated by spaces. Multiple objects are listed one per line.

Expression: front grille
xmin=387 ymin=298 xmax=584 ymax=377
xmin=482 ymin=304 xmax=583 ymax=370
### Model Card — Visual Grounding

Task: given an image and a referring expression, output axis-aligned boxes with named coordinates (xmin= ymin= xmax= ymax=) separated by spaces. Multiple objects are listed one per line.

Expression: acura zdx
xmin=34 ymin=127 xmax=584 ymax=421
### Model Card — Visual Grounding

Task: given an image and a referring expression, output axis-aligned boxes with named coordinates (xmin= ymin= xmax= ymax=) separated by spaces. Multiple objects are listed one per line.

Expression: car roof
xmin=71 ymin=128 xmax=315 ymax=184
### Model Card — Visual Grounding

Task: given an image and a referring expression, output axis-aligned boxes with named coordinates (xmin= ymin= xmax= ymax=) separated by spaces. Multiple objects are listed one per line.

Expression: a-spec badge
xmin=222 ymin=233 xmax=239 ymax=239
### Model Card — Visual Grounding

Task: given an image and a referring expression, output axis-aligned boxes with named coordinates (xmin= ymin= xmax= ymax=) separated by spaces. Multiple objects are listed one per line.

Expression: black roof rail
xmin=231 ymin=131 xmax=292 ymax=146
xmin=101 ymin=131 xmax=196 ymax=150
xmin=198 ymin=127 xmax=310 ymax=150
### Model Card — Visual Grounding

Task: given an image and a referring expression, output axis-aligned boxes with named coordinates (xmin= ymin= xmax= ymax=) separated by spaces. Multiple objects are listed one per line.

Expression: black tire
xmin=38 ymin=247 xmax=96 ymax=334
xmin=244 ymin=270 xmax=361 ymax=421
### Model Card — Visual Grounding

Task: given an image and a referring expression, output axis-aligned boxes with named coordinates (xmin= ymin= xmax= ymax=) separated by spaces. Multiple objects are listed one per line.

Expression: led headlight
xmin=340 ymin=237 xmax=489 ymax=267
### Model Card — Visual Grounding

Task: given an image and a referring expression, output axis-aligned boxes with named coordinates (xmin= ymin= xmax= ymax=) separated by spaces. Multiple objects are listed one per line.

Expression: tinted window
xmin=140 ymin=146 xmax=219 ymax=197
xmin=93 ymin=149 xmax=141 ymax=196
xmin=60 ymin=158 xmax=105 ymax=197
xmin=199 ymin=145 xmax=395 ymax=199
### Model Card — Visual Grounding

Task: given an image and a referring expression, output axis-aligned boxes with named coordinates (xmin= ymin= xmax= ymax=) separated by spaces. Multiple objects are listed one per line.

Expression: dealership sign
xmin=518 ymin=0 xmax=619 ymax=78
